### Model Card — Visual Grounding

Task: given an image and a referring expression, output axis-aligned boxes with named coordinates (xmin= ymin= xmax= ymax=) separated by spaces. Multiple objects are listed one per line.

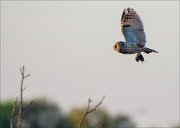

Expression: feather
xmin=121 ymin=8 xmax=146 ymax=47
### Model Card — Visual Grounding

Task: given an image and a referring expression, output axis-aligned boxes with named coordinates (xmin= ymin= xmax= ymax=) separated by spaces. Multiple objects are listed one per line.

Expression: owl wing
xmin=121 ymin=8 xmax=146 ymax=47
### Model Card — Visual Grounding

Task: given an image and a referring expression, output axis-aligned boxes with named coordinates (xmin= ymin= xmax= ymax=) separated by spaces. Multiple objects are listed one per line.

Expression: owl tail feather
xmin=142 ymin=47 xmax=158 ymax=54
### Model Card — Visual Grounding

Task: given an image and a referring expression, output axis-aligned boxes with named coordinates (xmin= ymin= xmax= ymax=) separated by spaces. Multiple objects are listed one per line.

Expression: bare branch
xmin=78 ymin=96 xmax=105 ymax=128
xmin=18 ymin=66 xmax=31 ymax=128
xmin=13 ymin=100 xmax=33 ymax=117
xmin=10 ymin=66 xmax=32 ymax=128
xmin=10 ymin=97 xmax=18 ymax=128
xmin=24 ymin=74 xmax=30 ymax=78
xmin=22 ymin=100 xmax=33 ymax=111
xmin=20 ymin=68 xmax=23 ymax=76
xmin=87 ymin=96 xmax=105 ymax=114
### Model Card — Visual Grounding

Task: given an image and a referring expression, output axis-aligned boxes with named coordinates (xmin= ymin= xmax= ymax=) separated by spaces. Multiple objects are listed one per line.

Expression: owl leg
xmin=135 ymin=53 xmax=145 ymax=63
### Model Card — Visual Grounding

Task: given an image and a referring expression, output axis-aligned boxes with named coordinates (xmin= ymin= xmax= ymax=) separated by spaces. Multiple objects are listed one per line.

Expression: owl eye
xmin=115 ymin=44 xmax=117 ymax=48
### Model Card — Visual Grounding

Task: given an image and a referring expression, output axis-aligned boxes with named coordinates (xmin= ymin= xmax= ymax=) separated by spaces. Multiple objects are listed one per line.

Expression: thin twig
xmin=22 ymin=100 xmax=33 ymax=110
xmin=10 ymin=66 xmax=32 ymax=128
xmin=18 ymin=66 xmax=30 ymax=128
xmin=78 ymin=96 xmax=105 ymax=128
xmin=13 ymin=100 xmax=33 ymax=117
xmin=10 ymin=97 xmax=18 ymax=128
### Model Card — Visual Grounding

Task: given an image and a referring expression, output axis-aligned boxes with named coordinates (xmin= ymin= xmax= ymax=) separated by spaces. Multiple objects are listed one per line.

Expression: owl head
xmin=114 ymin=41 xmax=125 ymax=53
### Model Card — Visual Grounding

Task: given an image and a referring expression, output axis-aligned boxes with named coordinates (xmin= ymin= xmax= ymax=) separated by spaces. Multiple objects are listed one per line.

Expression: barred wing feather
xmin=121 ymin=8 xmax=146 ymax=47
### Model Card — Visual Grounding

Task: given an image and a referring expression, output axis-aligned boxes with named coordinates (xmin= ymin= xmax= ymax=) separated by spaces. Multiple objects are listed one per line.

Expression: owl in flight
xmin=114 ymin=8 xmax=158 ymax=62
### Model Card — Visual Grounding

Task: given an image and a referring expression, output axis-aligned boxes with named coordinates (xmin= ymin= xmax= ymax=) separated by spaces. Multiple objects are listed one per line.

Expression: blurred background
xmin=1 ymin=1 xmax=179 ymax=128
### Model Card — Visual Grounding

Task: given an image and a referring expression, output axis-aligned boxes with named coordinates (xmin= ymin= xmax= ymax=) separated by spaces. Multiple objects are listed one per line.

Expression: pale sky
xmin=1 ymin=1 xmax=179 ymax=127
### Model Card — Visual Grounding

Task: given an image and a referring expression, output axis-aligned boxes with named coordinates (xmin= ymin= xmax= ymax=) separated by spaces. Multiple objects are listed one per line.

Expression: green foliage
xmin=68 ymin=107 xmax=136 ymax=128
xmin=69 ymin=107 xmax=90 ymax=128
xmin=0 ymin=99 xmax=73 ymax=128
xmin=5 ymin=98 xmax=176 ymax=128
xmin=173 ymin=124 xmax=180 ymax=128
xmin=111 ymin=114 xmax=136 ymax=128
xmin=0 ymin=101 xmax=14 ymax=128
xmin=1 ymin=99 xmax=136 ymax=128
xmin=22 ymin=99 xmax=73 ymax=128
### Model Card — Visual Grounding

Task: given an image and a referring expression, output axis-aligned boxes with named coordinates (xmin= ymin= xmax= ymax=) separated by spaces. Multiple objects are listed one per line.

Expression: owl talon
xmin=135 ymin=54 xmax=145 ymax=63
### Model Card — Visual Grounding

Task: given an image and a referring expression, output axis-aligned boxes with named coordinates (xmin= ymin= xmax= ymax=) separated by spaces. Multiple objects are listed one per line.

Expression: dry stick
xmin=10 ymin=97 xmax=18 ymax=128
xmin=78 ymin=96 xmax=105 ymax=128
xmin=13 ymin=101 xmax=33 ymax=117
xmin=9 ymin=66 xmax=32 ymax=128
xmin=18 ymin=66 xmax=30 ymax=128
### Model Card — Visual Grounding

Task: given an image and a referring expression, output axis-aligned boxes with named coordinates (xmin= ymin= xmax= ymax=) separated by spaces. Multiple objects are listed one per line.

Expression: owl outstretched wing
xmin=121 ymin=8 xmax=146 ymax=47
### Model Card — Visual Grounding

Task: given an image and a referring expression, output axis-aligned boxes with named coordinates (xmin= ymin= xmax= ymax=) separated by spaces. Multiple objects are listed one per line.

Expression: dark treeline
xmin=0 ymin=98 xmax=179 ymax=128
xmin=0 ymin=98 xmax=136 ymax=128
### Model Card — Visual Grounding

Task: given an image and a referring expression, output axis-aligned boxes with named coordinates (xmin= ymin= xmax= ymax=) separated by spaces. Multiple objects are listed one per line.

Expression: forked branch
xmin=18 ymin=66 xmax=31 ymax=128
xmin=78 ymin=95 xmax=105 ymax=128
xmin=10 ymin=66 xmax=32 ymax=128
xmin=10 ymin=97 xmax=18 ymax=128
